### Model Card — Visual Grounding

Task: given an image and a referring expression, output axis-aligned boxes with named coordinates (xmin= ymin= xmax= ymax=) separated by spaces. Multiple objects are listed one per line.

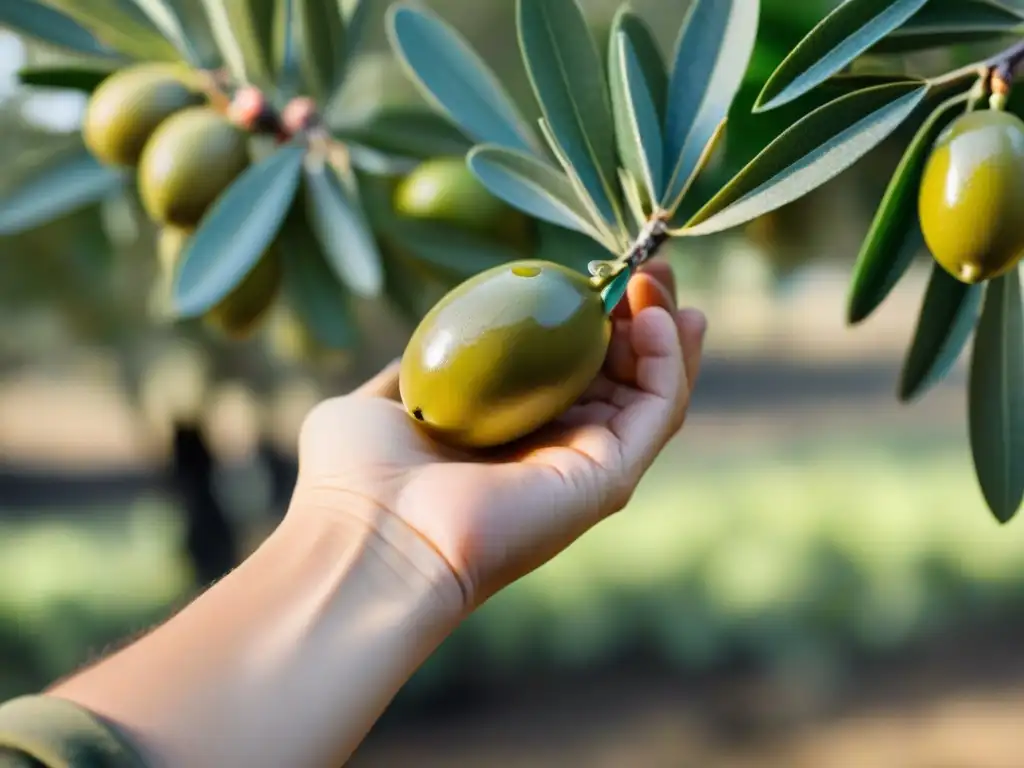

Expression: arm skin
xmin=49 ymin=495 xmax=466 ymax=768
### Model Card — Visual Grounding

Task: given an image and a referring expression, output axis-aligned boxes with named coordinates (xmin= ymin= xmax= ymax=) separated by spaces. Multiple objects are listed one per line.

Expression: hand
xmin=294 ymin=262 xmax=707 ymax=609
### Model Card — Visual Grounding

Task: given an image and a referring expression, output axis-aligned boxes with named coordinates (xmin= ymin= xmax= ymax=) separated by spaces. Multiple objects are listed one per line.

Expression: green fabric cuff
xmin=0 ymin=696 xmax=146 ymax=768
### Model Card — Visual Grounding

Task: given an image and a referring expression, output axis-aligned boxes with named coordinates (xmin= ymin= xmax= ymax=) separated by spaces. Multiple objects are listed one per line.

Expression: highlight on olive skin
xmin=918 ymin=109 xmax=1024 ymax=285
xmin=399 ymin=260 xmax=611 ymax=449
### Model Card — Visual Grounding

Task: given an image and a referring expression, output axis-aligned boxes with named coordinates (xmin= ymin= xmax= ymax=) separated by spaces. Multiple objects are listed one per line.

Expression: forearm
xmin=48 ymin=491 xmax=466 ymax=768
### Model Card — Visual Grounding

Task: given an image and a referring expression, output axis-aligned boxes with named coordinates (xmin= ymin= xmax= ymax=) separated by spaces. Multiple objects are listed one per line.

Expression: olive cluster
xmin=82 ymin=62 xmax=295 ymax=337
xmin=919 ymin=94 xmax=1024 ymax=285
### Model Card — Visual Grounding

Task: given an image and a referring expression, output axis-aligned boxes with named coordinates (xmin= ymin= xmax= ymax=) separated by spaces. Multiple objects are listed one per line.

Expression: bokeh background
xmin=3 ymin=1 xmax=1024 ymax=766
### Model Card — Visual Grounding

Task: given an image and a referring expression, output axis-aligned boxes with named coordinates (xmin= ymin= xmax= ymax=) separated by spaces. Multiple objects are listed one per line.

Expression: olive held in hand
xmin=394 ymin=157 xmax=534 ymax=249
xmin=138 ymin=106 xmax=250 ymax=228
xmin=83 ymin=63 xmax=204 ymax=167
xmin=918 ymin=109 xmax=1024 ymax=284
xmin=399 ymin=260 xmax=611 ymax=449
xmin=157 ymin=225 xmax=282 ymax=339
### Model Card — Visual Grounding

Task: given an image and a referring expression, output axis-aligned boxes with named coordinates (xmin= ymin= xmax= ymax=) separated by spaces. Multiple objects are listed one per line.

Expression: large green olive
xmin=919 ymin=109 xmax=1024 ymax=284
xmin=83 ymin=63 xmax=204 ymax=167
xmin=399 ymin=260 xmax=610 ymax=449
xmin=138 ymin=106 xmax=250 ymax=228
xmin=394 ymin=157 xmax=534 ymax=250
xmin=157 ymin=225 xmax=281 ymax=338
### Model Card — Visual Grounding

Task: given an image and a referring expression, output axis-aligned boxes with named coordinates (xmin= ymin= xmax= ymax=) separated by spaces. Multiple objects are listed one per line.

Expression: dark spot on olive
xmin=413 ymin=407 xmax=425 ymax=421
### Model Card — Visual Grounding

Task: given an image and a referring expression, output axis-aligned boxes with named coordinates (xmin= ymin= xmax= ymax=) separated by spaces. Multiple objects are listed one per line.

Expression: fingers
xmin=609 ymin=305 xmax=706 ymax=483
xmin=605 ymin=268 xmax=678 ymax=383
xmin=355 ymin=358 xmax=402 ymax=400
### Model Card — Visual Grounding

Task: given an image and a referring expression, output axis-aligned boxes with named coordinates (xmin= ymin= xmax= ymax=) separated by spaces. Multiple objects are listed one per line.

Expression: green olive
xmin=919 ymin=109 xmax=1024 ymax=284
xmin=394 ymin=157 xmax=534 ymax=249
xmin=399 ymin=260 xmax=610 ymax=449
xmin=157 ymin=225 xmax=281 ymax=338
xmin=83 ymin=63 xmax=204 ymax=167
xmin=138 ymin=106 xmax=250 ymax=228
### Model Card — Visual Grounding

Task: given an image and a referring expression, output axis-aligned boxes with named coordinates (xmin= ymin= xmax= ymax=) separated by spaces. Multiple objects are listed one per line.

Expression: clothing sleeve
xmin=0 ymin=695 xmax=146 ymax=768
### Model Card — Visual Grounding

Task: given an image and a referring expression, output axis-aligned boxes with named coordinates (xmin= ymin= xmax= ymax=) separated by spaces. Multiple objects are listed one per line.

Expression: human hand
xmin=294 ymin=262 xmax=707 ymax=610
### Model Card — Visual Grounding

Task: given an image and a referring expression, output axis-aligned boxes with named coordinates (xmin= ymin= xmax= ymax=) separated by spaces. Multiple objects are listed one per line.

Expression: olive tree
xmin=0 ymin=0 xmax=1020 ymax=535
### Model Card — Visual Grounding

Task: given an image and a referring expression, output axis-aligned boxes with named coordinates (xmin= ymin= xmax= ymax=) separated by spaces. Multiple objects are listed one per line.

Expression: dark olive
xmin=399 ymin=260 xmax=610 ymax=448
xmin=919 ymin=109 xmax=1024 ymax=284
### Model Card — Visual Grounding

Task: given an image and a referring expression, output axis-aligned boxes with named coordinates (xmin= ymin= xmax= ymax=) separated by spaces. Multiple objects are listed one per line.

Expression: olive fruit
xmin=399 ymin=260 xmax=611 ymax=449
xmin=138 ymin=106 xmax=250 ymax=228
xmin=83 ymin=63 xmax=204 ymax=167
xmin=394 ymin=157 xmax=533 ymax=248
xmin=918 ymin=109 xmax=1024 ymax=284
xmin=157 ymin=225 xmax=281 ymax=339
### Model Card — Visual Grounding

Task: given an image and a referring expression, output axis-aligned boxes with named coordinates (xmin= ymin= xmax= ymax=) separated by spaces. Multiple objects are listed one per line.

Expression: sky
xmin=0 ymin=30 xmax=87 ymax=134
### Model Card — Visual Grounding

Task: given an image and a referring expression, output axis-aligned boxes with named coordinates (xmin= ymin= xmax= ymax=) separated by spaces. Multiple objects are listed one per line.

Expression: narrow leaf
xmin=279 ymin=211 xmax=360 ymax=350
xmin=607 ymin=7 xmax=667 ymax=121
xmin=200 ymin=0 xmax=274 ymax=87
xmin=173 ymin=144 xmax=304 ymax=317
xmin=682 ymin=82 xmax=929 ymax=237
xmin=130 ymin=0 xmax=200 ymax=63
xmin=611 ymin=31 xmax=664 ymax=203
xmin=304 ymin=155 xmax=384 ymax=298
xmin=755 ymin=0 xmax=929 ymax=112
xmin=294 ymin=0 xmax=346 ymax=101
xmin=0 ymin=147 xmax=125 ymax=237
xmin=848 ymin=92 xmax=969 ymax=325
xmin=273 ymin=0 xmax=300 ymax=95
xmin=387 ymin=3 xmax=539 ymax=156
xmin=41 ymin=0 xmax=181 ymax=61
xmin=332 ymin=107 xmax=472 ymax=160
xmin=337 ymin=0 xmax=373 ymax=84
xmin=517 ymin=0 xmax=622 ymax=228
xmin=899 ymin=262 xmax=983 ymax=402
xmin=969 ymin=270 xmax=1024 ymax=523
xmin=872 ymin=0 xmax=1024 ymax=53
xmin=602 ymin=268 xmax=631 ymax=314
xmin=17 ymin=65 xmax=114 ymax=93
xmin=662 ymin=0 xmax=759 ymax=213
xmin=165 ymin=0 xmax=223 ymax=69
xmin=468 ymin=145 xmax=603 ymax=240
xmin=0 ymin=0 xmax=116 ymax=58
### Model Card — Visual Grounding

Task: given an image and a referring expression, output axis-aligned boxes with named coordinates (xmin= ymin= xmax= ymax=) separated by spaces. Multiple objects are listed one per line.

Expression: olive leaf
xmin=610 ymin=31 xmax=664 ymax=205
xmin=601 ymin=267 xmax=631 ymax=314
xmin=871 ymin=0 xmax=1024 ymax=53
xmin=199 ymin=0 xmax=274 ymax=88
xmin=332 ymin=106 xmax=472 ymax=160
xmin=387 ymin=3 xmax=540 ymax=157
xmin=517 ymin=0 xmax=623 ymax=232
xmin=899 ymin=262 xmax=983 ymax=402
xmin=680 ymin=81 xmax=930 ymax=237
xmin=468 ymin=145 xmax=605 ymax=241
xmin=0 ymin=1 xmax=118 ymax=58
xmin=294 ymin=0 xmax=346 ymax=101
xmin=607 ymin=7 xmax=667 ymax=122
xmin=129 ymin=0 xmax=201 ymax=64
xmin=303 ymin=153 xmax=384 ymax=298
xmin=388 ymin=219 xmax=527 ymax=279
xmin=968 ymin=270 xmax=1024 ymax=523
xmin=848 ymin=91 xmax=969 ymax=325
xmin=173 ymin=143 xmax=305 ymax=317
xmin=754 ymin=0 xmax=929 ymax=112
xmin=336 ymin=0 xmax=373 ymax=85
xmin=165 ymin=0 xmax=223 ymax=69
xmin=41 ymin=0 xmax=182 ymax=61
xmin=279 ymin=211 xmax=360 ymax=350
xmin=272 ymin=0 xmax=300 ymax=96
xmin=0 ymin=146 xmax=125 ymax=237
xmin=17 ymin=65 xmax=115 ymax=93
xmin=661 ymin=0 xmax=759 ymax=215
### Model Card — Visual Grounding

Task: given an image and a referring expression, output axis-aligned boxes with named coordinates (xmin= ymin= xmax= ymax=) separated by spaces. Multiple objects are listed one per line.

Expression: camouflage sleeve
xmin=0 ymin=696 xmax=147 ymax=768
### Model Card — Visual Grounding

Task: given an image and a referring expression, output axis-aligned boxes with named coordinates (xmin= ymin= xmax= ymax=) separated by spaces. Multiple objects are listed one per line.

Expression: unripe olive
xmin=399 ymin=260 xmax=610 ymax=449
xmin=83 ymin=63 xmax=204 ymax=167
xmin=918 ymin=109 xmax=1024 ymax=284
xmin=138 ymin=106 xmax=250 ymax=228
xmin=394 ymin=157 xmax=535 ymax=250
xmin=157 ymin=225 xmax=281 ymax=339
